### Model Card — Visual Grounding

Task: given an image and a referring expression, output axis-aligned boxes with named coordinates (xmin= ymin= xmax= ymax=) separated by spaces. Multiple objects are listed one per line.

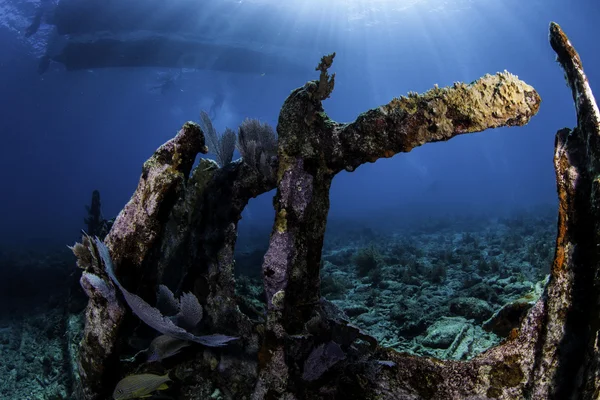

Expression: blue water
xmin=0 ymin=0 xmax=598 ymax=398
xmin=0 ymin=0 xmax=597 ymax=246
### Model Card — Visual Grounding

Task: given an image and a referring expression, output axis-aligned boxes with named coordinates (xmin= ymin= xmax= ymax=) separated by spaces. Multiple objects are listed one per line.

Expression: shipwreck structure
xmin=71 ymin=23 xmax=600 ymax=399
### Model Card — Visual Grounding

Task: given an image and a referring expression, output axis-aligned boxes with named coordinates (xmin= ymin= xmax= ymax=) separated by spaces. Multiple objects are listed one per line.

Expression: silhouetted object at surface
xmin=42 ymin=0 xmax=309 ymax=73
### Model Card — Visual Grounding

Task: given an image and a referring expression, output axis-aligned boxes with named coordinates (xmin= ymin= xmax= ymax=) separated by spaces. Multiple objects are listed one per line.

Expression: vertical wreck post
xmin=75 ymin=122 xmax=207 ymax=400
xmin=256 ymin=53 xmax=541 ymax=397
xmin=543 ymin=22 xmax=600 ymax=398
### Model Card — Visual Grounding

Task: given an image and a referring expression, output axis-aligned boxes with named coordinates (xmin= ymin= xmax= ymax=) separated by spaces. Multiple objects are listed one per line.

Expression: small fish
xmin=113 ymin=373 xmax=171 ymax=400
xmin=147 ymin=335 xmax=191 ymax=362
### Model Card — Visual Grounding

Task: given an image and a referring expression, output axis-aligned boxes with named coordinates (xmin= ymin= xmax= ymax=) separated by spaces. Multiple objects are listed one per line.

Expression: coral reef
xmin=66 ymin=21 xmax=600 ymax=399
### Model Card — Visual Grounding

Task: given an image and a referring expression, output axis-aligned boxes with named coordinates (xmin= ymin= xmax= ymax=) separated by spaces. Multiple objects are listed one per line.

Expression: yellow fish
xmin=113 ymin=373 xmax=171 ymax=399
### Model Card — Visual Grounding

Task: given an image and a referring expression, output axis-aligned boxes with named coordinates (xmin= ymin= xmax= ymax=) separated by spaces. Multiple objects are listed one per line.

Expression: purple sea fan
xmin=176 ymin=292 xmax=203 ymax=330
xmin=156 ymin=284 xmax=180 ymax=316
xmin=156 ymin=284 xmax=203 ymax=330
xmin=95 ymin=237 xmax=238 ymax=347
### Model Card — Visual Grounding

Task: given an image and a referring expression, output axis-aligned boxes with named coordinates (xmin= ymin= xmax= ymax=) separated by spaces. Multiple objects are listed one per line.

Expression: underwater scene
xmin=0 ymin=0 xmax=599 ymax=399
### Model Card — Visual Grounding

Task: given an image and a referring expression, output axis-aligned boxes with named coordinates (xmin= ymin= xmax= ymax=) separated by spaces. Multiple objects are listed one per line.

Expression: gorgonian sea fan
xmin=95 ymin=237 xmax=238 ymax=347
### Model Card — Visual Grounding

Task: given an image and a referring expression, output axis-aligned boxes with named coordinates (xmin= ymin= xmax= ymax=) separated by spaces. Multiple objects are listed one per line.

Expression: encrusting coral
xmin=68 ymin=22 xmax=600 ymax=400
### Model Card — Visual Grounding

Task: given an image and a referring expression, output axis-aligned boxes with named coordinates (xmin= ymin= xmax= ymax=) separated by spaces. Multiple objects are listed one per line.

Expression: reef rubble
xmin=70 ymin=22 xmax=600 ymax=400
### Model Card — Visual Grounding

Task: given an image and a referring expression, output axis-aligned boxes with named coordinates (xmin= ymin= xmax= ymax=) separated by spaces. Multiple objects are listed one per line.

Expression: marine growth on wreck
xmin=61 ymin=21 xmax=600 ymax=400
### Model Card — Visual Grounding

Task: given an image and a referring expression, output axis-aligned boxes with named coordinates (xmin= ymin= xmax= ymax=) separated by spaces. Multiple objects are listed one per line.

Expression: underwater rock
xmin=482 ymin=279 xmax=546 ymax=338
xmin=421 ymin=317 xmax=469 ymax=349
xmin=449 ymin=296 xmax=494 ymax=323
xmin=482 ymin=299 xmax=533 ymax=338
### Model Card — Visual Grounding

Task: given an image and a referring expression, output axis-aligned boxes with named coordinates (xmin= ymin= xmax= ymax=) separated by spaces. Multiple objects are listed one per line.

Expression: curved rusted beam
xmin=256 ymin=54 xmax=541 ymax=398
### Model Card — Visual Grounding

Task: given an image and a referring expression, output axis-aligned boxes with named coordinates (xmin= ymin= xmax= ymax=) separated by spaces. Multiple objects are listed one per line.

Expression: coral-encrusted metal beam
xmin=256 ymin=53 xmax=541 ymax=398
